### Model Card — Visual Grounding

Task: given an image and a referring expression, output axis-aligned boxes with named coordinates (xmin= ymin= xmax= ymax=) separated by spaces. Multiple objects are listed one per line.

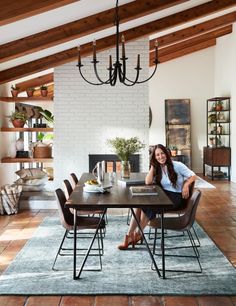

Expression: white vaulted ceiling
xmin=0 ymin=0 xmax=236 ymax=84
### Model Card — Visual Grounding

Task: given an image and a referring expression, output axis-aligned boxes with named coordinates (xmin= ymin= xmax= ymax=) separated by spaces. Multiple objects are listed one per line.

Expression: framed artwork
xmin=165 ymin=99 xmax=190 ymax=125
xmin=166 ymin=125 xmax=191 ymax=149
xmin=165 ymin=99 xmax=191 ymax=168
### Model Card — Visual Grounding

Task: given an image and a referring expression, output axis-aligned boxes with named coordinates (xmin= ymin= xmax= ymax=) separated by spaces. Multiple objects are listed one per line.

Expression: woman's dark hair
xmin=150 ymin=144 xmax=177 ymax=187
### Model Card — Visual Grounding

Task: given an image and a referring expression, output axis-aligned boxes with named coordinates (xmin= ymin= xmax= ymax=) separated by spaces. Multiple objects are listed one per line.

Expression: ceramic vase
xmin=16 ymin=138 xmax=24 ymax=151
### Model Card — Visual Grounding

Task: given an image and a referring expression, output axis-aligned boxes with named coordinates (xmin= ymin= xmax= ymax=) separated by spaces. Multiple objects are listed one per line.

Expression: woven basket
xmin=33 ymin=144 xmax=52 ymax=158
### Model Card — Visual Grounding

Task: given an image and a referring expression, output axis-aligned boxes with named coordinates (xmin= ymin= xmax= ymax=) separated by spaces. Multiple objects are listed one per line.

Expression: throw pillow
xmin=15 ymin=168 xmax=47 ymax=179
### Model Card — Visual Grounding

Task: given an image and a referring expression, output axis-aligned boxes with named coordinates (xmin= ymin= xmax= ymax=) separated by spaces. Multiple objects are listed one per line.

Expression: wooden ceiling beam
xmin=0 ymin=0 xmax=187 ymax=63
xmin=16 ymin=73 xmax=54 ymax=92
xmin=0 ymin=0 xmax=79 ymax=26
xmin=155 ymin=39 xmax=216 ymax=64
xmin=149 ymin=26 xmax=233 ymax=65
xmin=157 ymin=25 xmax=232 ymax=58
xmin=1 ymin=0 xmax=236 ymax=84
xmin=150 ymin=11 xmax=236 ymax=50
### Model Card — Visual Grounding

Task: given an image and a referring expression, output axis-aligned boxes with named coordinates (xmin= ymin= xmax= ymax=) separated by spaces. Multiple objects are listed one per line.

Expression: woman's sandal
xmin=117 ymin=234 xmax=135 ymax=250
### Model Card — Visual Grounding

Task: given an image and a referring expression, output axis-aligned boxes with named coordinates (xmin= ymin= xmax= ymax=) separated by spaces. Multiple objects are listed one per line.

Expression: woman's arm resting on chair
xmin=182 ymin=175 xmax=197 ymax=199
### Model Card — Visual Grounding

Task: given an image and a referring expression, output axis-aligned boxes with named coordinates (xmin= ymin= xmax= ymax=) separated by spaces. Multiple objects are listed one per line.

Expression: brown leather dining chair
xmin=63 ymin=179 xmax=107 ymax=223
xmin=149 ymin=189 xmax=202 ymax=274
xmin=69 ymin=173 xmax=108 ymax=225
xmin=147 ymin=181 xmax=200 ymax=246
xmin=52 ymin=188 xmax=106 ymax=271
xmin=70 ymin=172 xmax=78 ymax=188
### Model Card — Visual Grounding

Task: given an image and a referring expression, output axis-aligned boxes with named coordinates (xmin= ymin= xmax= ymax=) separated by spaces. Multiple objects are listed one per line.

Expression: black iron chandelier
xmin=76 ymin=0 xmax=159 ymax=86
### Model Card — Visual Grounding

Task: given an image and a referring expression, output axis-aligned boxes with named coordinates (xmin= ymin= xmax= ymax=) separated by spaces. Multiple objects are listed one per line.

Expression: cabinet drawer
xmin=203 ymin=147 xmax=231 ymax=166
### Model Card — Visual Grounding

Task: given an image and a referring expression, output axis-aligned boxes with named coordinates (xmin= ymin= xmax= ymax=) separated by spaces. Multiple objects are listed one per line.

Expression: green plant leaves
xmin=107 ymin=137 xmax=145 ymax=161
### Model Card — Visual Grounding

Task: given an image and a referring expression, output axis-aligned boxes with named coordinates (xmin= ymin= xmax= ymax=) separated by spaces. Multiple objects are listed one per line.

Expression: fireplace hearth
xmin=89 ymin=154 xmax=139 ymax=173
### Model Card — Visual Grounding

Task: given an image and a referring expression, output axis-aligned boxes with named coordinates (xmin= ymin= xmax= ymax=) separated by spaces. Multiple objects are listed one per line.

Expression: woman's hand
xmin=182 ymin=175 xmax=196 ymax=199
xmin=182 ymin=183 xmax=189 ymax=199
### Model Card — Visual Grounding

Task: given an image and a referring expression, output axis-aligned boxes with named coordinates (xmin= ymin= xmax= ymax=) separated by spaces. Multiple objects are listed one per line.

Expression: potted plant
xmin=40 ymin=85 xmax=48 ymax=97
xmin=37 ymin=107 xmax=54 ymax=126
xmin=208 ymin=113 xmax=216 ymax=123
xmin=9 ymin=111 xmax=27 ymax=128
xmin=215 ymin=100 xmax=224 ymax=111
xmin=169 ymin=145 xmax=178 ymax=157
xmin=26 ymin=87 xmax=35 ymax=97
xmin=11 ymin=85 xmax=20 ymax=97
xmin=107 ymin=137 xmax=145 ymax=178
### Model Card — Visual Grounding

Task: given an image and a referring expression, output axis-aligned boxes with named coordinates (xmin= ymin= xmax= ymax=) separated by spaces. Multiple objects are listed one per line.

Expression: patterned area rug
xmin=195 ymin=176 xmax=216 ymax=189
xmin=0 ymin=216 xmax=235 ymax=295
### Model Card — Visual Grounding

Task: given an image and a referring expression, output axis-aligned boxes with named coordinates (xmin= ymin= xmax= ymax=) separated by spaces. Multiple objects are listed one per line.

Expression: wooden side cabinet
xmin=203 ymin=146 xmax=231 ymax=180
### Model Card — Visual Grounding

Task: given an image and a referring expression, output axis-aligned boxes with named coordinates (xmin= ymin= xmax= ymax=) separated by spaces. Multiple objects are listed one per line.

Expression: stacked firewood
xmin=0 ymin=185 xmax=22 ymax=215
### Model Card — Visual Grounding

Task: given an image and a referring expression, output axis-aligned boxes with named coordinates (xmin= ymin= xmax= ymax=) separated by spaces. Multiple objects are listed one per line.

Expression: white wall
xmin=53 ymin=38 xmax=149 ymax=187
xmin=149 ymin=47 xmax=215 ymax=173
xmin=214 ymin=24 xmax=236 ymax=182
xmin=0 ymin=85 xmax=17 ymax=187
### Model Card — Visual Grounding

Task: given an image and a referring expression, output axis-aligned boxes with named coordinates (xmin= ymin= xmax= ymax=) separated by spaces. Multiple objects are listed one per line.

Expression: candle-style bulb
xmin=155 ymin=40 xmax=158 ymax=62
xmin=93 ymin=39 xmax=96 ymax=61
xmin=121 ymin=34 xmax=125 ymax=58
xmin=109 ymin=55 xmax=112 ymax=69
xmin=137 ymin=54 xmax=140 ymax=68
xmin=77 ymin=44 xmax=81 ymax=65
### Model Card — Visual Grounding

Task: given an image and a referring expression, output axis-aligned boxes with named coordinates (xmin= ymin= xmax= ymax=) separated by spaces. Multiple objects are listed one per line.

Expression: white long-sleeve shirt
xmin=160 ymin=161 xmax=195 ymax=193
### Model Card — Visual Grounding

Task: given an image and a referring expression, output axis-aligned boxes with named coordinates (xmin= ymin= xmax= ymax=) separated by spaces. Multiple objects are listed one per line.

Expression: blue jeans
xmin=142 ymin=189 xmax=186 ymax=220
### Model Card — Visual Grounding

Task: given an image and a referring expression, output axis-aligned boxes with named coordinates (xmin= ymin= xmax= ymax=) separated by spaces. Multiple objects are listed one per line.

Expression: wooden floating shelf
xmin=1 ymin=127 xmax=53 ymax=132
xmin=0 ymin=96 xmax=53 ymax=102
xmin=1 ymin=157 xmax=53 ymax=163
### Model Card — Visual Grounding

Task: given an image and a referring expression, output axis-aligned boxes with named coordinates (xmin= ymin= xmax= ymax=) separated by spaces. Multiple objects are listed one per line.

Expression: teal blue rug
xmin=0 ymin=216 xmax=235 ymax=295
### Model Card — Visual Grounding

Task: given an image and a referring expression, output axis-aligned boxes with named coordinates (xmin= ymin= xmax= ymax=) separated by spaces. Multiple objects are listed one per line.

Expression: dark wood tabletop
xmin=66 ymin=173 xmax=174 ymax=210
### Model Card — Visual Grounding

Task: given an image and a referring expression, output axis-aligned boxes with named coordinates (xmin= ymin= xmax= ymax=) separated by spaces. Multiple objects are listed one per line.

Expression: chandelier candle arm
xmin=76 ymin=0 xmax=159 ymax=86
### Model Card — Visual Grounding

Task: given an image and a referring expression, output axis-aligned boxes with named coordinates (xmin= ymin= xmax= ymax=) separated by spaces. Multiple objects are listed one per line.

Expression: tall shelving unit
xmin=0 ymin=96 xmax=53 ymax=166
xmin=203 ymin=97 xmax=231 ymax=180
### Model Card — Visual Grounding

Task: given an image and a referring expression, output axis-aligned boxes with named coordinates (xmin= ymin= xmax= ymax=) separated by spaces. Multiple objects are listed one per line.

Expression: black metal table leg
xmin=75 ymin=209 xmax=107 ymax=279
xmin=130 ymin=208 xmax=161 ymax=277
xmin=73 ymin=208 xmax=77 ymax=280
xmin=161 ymin=210 xmax=165 ymax=279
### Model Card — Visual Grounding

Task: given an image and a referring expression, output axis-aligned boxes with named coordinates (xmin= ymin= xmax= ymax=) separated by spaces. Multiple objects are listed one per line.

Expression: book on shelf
xmin=130 ymin=185 xmax=158 ymax=196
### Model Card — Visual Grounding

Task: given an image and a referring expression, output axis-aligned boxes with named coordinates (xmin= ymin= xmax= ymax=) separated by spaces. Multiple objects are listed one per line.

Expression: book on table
xmin=130 ymin=185 xmax=158 ymax=196
xmin=117 ymin=178 xmax=145 ymax=186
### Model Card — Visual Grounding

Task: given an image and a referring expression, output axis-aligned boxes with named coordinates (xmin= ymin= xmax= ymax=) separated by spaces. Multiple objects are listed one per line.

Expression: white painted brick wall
xmin=54 ymin=38 xmax=149 ymax=186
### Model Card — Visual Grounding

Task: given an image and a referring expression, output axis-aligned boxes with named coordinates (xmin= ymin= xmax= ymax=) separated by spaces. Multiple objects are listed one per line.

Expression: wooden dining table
xmin=65 ymin=172 xmax=174 ymax=280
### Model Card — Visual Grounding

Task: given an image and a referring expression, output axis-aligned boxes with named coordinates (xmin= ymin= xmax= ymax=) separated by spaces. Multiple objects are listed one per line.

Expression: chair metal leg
xmin=191 ymin=225 xmax=201 ymax=247
xmin=52 ymin=230 xmax=68 ymax=270
xmin=53 ymin=228 xmax=104 ymax=272
xmin=126 ymin=208 xmax=131 ymax=225
xmin=152 ymin=228 xmax=202 ymax=274
xmin=76 ymin=209 xmax=107 ymax=279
